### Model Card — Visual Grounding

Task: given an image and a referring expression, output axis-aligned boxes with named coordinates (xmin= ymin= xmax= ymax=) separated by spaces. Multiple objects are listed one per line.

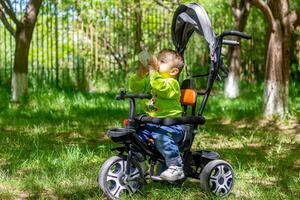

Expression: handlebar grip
xmin=223 ymin=40 xmax=240 ymax=46
xmin=116 ymin=95 xmax=123 ymax=100
xmin=136 ymin=94 xmax=152 ymax=99
xmin=220 ymin=30 xmax=252 ymax=40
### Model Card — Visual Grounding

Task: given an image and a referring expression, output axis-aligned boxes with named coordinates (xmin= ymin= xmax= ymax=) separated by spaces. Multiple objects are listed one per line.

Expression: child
xmin=128 ymin=49 xmax=185 ymax=181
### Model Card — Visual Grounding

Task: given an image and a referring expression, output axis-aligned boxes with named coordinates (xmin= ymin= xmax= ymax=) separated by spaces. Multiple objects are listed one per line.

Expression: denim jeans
xmin=137 ymin=123 xmax=186 ymax=167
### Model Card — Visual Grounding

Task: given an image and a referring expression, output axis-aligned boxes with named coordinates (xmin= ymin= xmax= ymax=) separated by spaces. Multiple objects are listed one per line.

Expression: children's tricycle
xmin=98 ymin=3 xmax=251 ymax=199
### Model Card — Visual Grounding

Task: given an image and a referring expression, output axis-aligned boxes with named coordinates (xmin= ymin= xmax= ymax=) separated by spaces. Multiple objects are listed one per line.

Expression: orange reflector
xmin=180 ymin=89 xmax=197 ymax=106
xmin=123 ymin=119 xmax=129 ymax=126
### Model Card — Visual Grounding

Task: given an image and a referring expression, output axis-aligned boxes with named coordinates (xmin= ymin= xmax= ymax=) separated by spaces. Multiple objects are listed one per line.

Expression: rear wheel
xmin=98 ymin=156 xmax=143 ymax=200
xmin=200 ymin=159 xmax=234 ymax=197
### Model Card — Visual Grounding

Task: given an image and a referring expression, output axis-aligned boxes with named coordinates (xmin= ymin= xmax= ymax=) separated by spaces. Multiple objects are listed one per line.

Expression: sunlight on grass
xmin=0 ymin=84 xmax=299 ymax=199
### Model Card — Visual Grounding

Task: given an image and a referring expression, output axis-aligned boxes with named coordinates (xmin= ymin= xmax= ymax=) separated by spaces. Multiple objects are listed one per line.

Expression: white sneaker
xmin=160 ymin=166 xmax=185 ymax=181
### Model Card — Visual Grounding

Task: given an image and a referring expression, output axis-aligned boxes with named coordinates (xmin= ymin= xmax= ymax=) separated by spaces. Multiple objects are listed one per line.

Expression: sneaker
xmin=160 ymin=166 xmax=185 ymax=181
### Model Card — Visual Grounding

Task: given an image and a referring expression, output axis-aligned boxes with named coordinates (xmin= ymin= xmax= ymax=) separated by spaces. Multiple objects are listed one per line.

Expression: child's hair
xmin=158 ymin=49 xmax=184 ymax=72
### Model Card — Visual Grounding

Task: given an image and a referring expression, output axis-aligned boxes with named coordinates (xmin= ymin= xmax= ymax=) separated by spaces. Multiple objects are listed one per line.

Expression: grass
xmin=0 ymin=83 xmax=299 ymax=199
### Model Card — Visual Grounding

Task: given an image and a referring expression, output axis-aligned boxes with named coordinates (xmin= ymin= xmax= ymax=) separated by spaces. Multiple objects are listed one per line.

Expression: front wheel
xmin=199 ymin=159 xmax=234 ymax=197
xmin=98 ymin=156 xmax=143 ymax=200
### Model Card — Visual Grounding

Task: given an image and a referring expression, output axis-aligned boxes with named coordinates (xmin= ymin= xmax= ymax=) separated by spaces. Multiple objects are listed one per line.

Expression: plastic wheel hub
xmin=218 ymin=177 xmax=224 ymax=185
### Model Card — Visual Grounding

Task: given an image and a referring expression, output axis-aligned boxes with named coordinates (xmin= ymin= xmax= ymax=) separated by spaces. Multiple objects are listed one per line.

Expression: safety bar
xmin=138 ymin=115 xmax=205 ymax=126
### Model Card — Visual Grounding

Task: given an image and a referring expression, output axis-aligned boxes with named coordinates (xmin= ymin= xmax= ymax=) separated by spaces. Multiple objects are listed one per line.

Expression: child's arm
xmin=128 ymin=63 xmax=150 ymax=93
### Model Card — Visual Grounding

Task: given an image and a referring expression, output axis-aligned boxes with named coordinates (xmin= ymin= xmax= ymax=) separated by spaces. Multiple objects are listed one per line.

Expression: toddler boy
xmin=128 ymin=49 xmax=185 ymax=181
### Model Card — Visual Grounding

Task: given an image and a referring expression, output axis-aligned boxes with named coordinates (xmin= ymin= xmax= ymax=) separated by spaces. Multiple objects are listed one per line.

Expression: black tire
xmin=98 ymin=156 xmax=143 ymax=200
xmin=199 ymin=159 xmax=234 ymax=197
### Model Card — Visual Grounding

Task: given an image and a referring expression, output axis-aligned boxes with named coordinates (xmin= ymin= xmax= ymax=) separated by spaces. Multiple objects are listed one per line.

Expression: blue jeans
xmin=137 ymin=123 xmax=186 ymax=167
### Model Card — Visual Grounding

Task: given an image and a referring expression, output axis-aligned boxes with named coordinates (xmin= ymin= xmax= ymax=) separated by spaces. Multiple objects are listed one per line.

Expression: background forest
xmin=0 ymin=0 xmax=294 ymax=87
xmin=0 ymin=0 xmax=300 ymax=199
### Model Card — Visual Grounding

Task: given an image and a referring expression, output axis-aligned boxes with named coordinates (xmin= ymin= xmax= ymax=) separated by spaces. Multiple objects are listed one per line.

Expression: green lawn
xmin=0 ymin=84 xmax=299 ymax=199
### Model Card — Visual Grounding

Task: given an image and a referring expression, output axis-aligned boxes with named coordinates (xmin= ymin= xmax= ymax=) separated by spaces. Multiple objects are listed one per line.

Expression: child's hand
xmin=148 ymin=56 xmax=158 ymax=72
xmin=137 ymin=62 xmax=148 ymax=77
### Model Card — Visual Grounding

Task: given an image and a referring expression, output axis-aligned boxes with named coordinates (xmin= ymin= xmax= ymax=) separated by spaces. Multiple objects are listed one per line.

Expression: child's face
xmin=157 ymin=53 xmax=179 ymax=77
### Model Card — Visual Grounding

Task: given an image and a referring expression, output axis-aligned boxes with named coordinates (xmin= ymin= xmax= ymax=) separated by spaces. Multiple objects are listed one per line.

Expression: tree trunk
xmin=11 ymin=0 xmax=42 ymax=102
xmin=134 ymin=0 xmax=142 ymax=54
xmin=225 ymin=1 xmax=250 ymax=98
xmin=248 ymin=0 xmax=299 ymax=117
xmin=224 ymin=41 xmax=242 ymax=98
xmin=262 ymin=0 xmax=293 ymax=117
xmin=263 ymin=22 xmax=289 ymax=116
xmin=11 ymin=26 xmax=31 ymax=102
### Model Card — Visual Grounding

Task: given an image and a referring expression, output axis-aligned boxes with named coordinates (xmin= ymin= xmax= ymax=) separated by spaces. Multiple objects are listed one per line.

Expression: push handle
xmin=223 ymin=40 xmax=240 ymax=46
xmin=220 ymin=30 xmax=252 ymax=40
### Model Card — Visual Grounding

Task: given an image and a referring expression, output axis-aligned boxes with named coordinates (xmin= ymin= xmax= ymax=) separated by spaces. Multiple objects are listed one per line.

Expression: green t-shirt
xmin=128 ymin=71 xmax=182 ymax=117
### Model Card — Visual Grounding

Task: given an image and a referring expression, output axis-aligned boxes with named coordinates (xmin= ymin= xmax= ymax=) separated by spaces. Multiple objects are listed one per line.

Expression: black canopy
xmin=171 ymin=3 xmax=217 ymax=61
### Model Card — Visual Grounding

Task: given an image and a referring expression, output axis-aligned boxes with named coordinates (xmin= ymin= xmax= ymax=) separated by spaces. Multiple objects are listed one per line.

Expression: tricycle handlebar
xmin=116 ymin=93 xmax=152 ymax=100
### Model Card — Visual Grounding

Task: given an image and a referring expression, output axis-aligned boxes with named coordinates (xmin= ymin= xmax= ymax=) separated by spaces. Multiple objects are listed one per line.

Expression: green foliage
xmin=0 ymin=0 xmax=279 ymax=89
xmin=290 ymin=0 xmax=300 ymax=10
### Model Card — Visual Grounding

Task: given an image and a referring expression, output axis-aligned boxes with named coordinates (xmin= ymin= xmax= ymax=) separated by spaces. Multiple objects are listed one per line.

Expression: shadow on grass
xmin=0 ymin=85 xmax=300 ymax=199
xmin=217 ymin=144 xmax=300 ymax=199
xmin=0 ymin=126 xmax=117 ymax=199
xmin=0 ymin=88 xmax=127 ymax=199
xmin=194 ymin=119 xmax=300 ymax=199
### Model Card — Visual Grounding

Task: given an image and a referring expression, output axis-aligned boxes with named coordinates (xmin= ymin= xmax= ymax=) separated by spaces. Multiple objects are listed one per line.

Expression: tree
xmin=134 ymin=0 xmax=142 ymax=54
xmin=248 ymin=0 xmax=300 ymax=116
xmin=0 ymin=0 xmax=43 ymax=102
xmin=225 ymin=0 xmax=251 ymax=98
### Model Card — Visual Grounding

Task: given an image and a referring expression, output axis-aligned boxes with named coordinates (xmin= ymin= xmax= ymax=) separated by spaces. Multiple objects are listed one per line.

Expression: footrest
xmin=145 ymin=175 xmax=163 ymax=181
xmin=193 ymin=150 xmax=220 ymax=160
xmin=107 ymin=128 xmax=135 ymax=143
